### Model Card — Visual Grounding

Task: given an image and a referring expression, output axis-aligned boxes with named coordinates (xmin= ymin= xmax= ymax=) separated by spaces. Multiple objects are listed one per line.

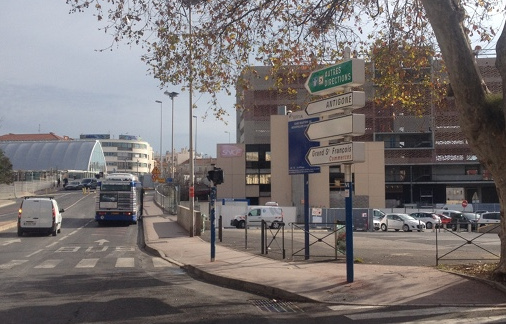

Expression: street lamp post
xmin=185 ymin=0 xmax=200 ymax=237
xmin=155 ymin=100 xmax=163 ymax=176
xmin=164 ymin=91 xmax=179 ymax=179
xmin=193 ymin=115 xmax=198 ymax=158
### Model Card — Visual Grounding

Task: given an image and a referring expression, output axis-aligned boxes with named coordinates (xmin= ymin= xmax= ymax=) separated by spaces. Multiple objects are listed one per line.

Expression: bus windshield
xmin=100 ymin=183 xmax=132 ymax=191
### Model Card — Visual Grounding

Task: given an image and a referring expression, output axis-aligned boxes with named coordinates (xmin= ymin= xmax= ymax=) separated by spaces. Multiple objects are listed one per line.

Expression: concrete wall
xmin=0 ymin=180 xmax=59 ymax=199
xmin=177 ymin=205 xmax=203 ymax=236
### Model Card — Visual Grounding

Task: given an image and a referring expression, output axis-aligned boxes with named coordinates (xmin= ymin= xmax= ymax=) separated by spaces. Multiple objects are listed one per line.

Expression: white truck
xmin=230 ymin=204 xmax=284 ymax=229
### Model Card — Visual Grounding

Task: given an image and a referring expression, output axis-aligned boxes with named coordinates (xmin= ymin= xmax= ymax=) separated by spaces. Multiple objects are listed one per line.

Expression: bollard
xmin=219 ymin=216 xmax=222 ymax=242
xmin=261 ymin=220 xmax=265 ymax=254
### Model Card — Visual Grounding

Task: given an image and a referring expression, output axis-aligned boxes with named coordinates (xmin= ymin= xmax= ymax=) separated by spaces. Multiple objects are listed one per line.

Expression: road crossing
xmin=0 ymin=256 xmax=172 ymax=270
xmin=327 ymin=305 xmax=506 ymax=323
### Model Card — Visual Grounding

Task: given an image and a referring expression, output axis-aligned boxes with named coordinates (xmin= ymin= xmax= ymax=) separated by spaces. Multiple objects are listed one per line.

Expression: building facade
xmin=80 ymin=134 xmax=154 ymax=176
xmin=228 ymin=57 xmax=500 ymax=209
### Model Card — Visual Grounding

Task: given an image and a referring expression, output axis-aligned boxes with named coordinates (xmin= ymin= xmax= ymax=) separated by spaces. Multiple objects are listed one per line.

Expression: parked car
xmin=477 ymin=212 xmax=500 ymax=227
xmin=447 ymin=212 xmax=478 ymax=231
xmin=17 ymin=196 xmax=64 ymax=236
xmin=438 ymin=210 xmax=462 ymax=219
xmin=373 ymin=215 xmax=382 ymax=231
xmin=439 ymin=214 xmax=452 ymax=226
xmin=81 ymin=178 xmax=98 ymax=189
xmin=64 ymin=180 xmax=83 ymax=190
xmin=380 ymin=213 xmax=425 ymax=232
xmin=231 ymin=205 xmax=284 ymax=229
xmin=372 ymin=209 xmax=386 ymax=231
xmin=409 ymin=212 xmax=441 ymax=229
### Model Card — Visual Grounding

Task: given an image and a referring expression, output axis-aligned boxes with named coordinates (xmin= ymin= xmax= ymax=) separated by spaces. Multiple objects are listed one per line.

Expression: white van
xmin=17 ymin=197 xmax=64 ymax=237
xmin=477 ymin=212 xmax=500 ymax=226
xmin=231 ymin=205 xmax=284 ymax=229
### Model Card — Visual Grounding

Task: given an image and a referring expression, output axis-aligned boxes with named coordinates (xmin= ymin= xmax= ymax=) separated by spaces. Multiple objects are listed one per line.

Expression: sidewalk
xmin=142 ymin=199 xmax=506 ymax=306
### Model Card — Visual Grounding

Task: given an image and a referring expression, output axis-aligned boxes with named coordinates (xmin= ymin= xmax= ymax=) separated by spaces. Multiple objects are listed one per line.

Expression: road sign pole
xmin=345 ymin=180 xmax=354 ymax=283
xmin=304 ymin=173 xmax=310 ymax=260
xmin=342 ymin=47 xmax=354 ymax=283
xmin=210 ymin=186 xmax=216 ymax=262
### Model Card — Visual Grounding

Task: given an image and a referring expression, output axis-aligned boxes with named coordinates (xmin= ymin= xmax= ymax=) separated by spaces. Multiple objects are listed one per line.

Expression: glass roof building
xmin=0 ymin=140 xmax=106 ymax=174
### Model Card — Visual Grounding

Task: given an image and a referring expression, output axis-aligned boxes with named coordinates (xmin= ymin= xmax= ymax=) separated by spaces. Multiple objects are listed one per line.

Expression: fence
xmin=153 ymin=183 xmax=180 ymax=215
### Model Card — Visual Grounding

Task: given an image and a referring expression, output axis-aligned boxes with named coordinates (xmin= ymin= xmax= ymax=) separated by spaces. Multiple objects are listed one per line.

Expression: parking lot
xmin=200 ymin=225 xmax=501 ymax=267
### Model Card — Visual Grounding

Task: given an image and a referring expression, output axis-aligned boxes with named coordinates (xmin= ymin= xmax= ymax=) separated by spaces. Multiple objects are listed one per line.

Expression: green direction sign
xmin=304 ymin=59 xmax=365 ymax=96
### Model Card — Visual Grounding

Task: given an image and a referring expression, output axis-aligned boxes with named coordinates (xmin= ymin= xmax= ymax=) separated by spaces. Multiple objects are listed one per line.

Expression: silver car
xmin=380 ymin=213 xmax=426 ymax=232
xmin=409 ymin=212 xmax=441 ymax=229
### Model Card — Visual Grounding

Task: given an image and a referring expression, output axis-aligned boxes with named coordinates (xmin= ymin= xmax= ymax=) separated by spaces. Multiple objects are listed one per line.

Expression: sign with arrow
xmin=305 ymin=142 xmax=365 ymax=166
xmin=305 ymin=91 xmax=365 ymax=116
xmin=304 ymin=59 xmax=365 ymax=96
xmin=305 ymin=114 xmax=365 ymax=141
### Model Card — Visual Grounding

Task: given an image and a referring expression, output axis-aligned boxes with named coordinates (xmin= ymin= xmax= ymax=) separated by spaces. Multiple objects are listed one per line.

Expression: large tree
xmin=0 ymin=150 xmax=13 ymax=185
xmin=67 ymin=0 xmax=506 ymax=274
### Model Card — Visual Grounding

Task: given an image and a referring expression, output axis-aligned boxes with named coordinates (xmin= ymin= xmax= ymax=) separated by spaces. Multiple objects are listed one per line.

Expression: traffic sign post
xmin=301 ymin=50 xmax=366 ymax=283
xmin=304 ymin=59 xmax=365 ymax=96
xmin=305 ymin=114 xmax=365 ymax=141
xmin=305 ymin=91 xmax=365 ymax=116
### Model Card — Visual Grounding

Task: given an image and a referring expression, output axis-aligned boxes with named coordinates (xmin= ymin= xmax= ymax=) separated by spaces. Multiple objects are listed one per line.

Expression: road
xmin=0 ymin=193 xmax=504 ymax=323
xmin=0 ymin=192 xmax=324 ymax=323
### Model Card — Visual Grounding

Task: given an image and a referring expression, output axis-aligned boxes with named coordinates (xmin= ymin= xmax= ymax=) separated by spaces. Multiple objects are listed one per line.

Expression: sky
xmin=0 ymin=1 xmax=236 ymax=158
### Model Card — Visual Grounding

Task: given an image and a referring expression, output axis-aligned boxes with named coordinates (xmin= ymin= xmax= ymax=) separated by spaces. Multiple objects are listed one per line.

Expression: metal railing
xmin=290 ymin=222 xmax=346 ymax=261
xmin=435 ymin=222 xmax=500 ymax=265
xmin=153 ymin=183 xmax=180 ymax=215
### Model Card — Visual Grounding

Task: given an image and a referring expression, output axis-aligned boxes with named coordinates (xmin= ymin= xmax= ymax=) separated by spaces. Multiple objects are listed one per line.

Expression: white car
xmin=380 ymin=213 xmax=425 ymax=232
xmin=373 ymin=216 xmax=382 ymax=231
xmin=409 ymin=212 xmax=441 ymax=229
xmin=372 ymin=209 xmax=386 ymax=231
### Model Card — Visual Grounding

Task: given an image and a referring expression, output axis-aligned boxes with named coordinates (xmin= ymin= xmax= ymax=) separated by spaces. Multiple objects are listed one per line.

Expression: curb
xmin=441 ymin=269 xmax=506 ymax=295
xmin=183 ymin=264 xmax=315 ymax=303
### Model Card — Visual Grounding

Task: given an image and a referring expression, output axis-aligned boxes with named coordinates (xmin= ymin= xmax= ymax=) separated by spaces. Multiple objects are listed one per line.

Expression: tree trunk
xmin=422 ymin=0 xmax=506 ymax=274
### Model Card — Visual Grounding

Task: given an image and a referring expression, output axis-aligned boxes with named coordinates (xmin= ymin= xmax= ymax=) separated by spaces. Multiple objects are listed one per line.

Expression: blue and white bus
xmin=95 ymin=173 xmax=143 ymax=225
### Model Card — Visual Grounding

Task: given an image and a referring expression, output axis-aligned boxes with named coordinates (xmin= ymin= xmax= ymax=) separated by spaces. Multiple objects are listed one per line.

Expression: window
xmin=465 ymin=165 xmax=479 ymax=175
xmin=246 ymin=152 xmax=259 ymax=161
xmin=246 ymin=174 xmax=259 ymax=184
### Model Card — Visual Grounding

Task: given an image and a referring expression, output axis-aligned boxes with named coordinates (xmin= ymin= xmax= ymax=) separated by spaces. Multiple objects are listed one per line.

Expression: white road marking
xmin=0 ymin=260 xmax=28 ymax=269
xmin=75 ymin=258 xmax=99 ymax=268
xmin=26 ymin=249 xmax=43 ymax=257
xmin=55 ymin=246 xmax=80 ymax=253
xmin=86 ymin=246 xmax=109 ymax=252
xmin=345 ymin=306 xmax=506 ymax=321
xmin=115 ymin=246 xmax=135 ymax=252
xmin=401 ymin=315 xmax=506 ymax=324
xmin=115 ymin=257 xmax=135 ymax=267
xmin=35 ymin=259 xmax=63 ymax=269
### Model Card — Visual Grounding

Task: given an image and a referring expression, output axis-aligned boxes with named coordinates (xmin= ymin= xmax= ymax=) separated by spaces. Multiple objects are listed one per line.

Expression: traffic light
xmin=207 ymin=167 xmax=224 ymax=185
